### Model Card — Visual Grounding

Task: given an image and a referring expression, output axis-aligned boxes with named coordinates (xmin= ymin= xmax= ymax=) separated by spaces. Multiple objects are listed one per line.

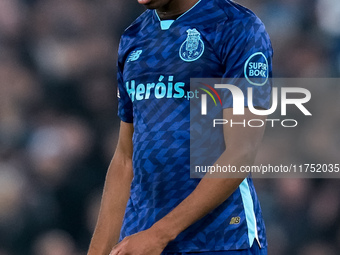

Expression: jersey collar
xmin=154 ymin=0 xmax=202 ymax=30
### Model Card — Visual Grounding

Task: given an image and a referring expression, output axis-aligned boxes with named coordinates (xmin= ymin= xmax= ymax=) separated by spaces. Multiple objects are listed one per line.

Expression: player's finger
xmin=109 ymin=244 xmax=120 ymax=255
xmin=110 ymin=250 xmax=119 ymax=255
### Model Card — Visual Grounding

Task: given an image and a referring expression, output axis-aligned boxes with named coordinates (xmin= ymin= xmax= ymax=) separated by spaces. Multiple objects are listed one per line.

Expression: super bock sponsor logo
xmin=179 ymin=28 xmax=205 ymax=62
xmin=244 ymin=52 xmax=269 ymax=86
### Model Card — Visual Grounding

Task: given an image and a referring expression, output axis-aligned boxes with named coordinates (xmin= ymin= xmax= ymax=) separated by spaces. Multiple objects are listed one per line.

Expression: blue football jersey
xmin=117 ymin=0 xmax=273 ymax=252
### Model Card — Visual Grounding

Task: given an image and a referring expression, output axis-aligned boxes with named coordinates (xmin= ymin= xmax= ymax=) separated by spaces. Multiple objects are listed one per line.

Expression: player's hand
xmin=109 ymin=229 xmax=169 ymax=255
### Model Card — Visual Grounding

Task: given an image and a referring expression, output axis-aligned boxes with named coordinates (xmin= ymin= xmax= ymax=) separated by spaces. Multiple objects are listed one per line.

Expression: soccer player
xmin=87 ymin=0 xmax=273 ymax=254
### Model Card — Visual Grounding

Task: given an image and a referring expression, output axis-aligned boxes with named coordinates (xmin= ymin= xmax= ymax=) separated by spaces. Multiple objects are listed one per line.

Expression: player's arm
xmin=110 ymin=108 xmax=266 ymax=255
xmin=152 ymin=108 xmax=265 ymax=239
xmin=88 ymin=121 xmax=134 ymax=255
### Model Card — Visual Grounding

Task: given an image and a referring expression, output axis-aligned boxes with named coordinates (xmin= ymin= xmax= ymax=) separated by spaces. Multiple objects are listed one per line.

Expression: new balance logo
xmin=127 ymin=50 xmax=142 ymax=62
xmin=229 ymin=216 xmax=241 ymax=225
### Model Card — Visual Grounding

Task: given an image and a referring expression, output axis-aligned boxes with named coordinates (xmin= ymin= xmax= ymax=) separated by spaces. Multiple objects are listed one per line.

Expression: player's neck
xmin=156 ymin=0 xmax=200 ymax=20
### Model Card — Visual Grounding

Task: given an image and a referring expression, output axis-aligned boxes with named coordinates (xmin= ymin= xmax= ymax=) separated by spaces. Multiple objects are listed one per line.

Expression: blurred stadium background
xmin=0 ymin=0 xmax=339 ymax=254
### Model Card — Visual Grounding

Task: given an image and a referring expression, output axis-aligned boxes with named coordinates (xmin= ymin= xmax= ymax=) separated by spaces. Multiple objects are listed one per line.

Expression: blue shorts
xmin=162 ymin=243 xmax=267 ymax=255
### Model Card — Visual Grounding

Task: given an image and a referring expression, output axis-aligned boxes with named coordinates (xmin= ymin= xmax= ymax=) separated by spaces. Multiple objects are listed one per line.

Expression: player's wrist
xmin=87 ymin=246 xmax=107 ymax=255
xmin=149 ymin=221 xmax=178 ymax=245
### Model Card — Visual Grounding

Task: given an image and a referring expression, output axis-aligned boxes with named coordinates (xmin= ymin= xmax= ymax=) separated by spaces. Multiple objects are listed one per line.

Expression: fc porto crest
xmin=179 ymin=28 xmax=204 ymax=62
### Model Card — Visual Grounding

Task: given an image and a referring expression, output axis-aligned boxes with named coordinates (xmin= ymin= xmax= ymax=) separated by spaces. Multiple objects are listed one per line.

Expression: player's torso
xmin=119 ymin=8 xmax=229 ymax=169
xmin=119 ymin=1 xmax=269 ymax=251
xmin=118 ymin=6 xmax=230 ymax=214
xmin=121 ymin=19 xmax=225 ymax=105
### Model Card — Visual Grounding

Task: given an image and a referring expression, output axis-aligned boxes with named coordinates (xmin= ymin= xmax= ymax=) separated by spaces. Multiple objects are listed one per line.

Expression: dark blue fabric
xmin=117 ymin=0 xmax=272 ymax=252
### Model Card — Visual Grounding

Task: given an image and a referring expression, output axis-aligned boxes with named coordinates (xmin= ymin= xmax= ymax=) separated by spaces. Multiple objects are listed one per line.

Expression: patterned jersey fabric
xmin=117 ymin=0 xmax=273 ymax=252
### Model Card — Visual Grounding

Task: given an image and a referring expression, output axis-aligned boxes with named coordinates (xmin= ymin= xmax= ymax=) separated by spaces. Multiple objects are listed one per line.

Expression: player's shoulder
xmin=214 ymin=0 xmax=260 ymax=22
xmin=213 ymin=0 xmax=266 ymax=34
xmin=212 ymin=0 xmax=270 ymax=47
xmin=118 ymin=10 xmax=153 ymax=56
xmin=121 ymin=9 xmax=153 ymax=38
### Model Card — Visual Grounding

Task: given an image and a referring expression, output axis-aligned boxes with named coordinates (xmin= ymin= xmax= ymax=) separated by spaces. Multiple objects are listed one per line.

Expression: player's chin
xmin=137 ymin=0 xmax=163 ymax=9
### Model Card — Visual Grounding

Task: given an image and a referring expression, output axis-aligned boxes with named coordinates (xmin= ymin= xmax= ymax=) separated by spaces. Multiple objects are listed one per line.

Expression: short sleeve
xmin=219 ymin=16 xmax=273 ymax=110
xmin=117 ymin=41 xmax=134 ymax=123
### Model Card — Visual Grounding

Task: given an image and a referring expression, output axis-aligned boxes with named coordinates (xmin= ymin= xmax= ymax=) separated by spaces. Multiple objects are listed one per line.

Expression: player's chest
xmin=122 ymin=26 xmax=224 ymax=83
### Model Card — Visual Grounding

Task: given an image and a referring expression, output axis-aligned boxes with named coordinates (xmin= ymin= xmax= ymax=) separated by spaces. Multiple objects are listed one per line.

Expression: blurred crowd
xmin=0 ymin=0 xmax=339 ymax=254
